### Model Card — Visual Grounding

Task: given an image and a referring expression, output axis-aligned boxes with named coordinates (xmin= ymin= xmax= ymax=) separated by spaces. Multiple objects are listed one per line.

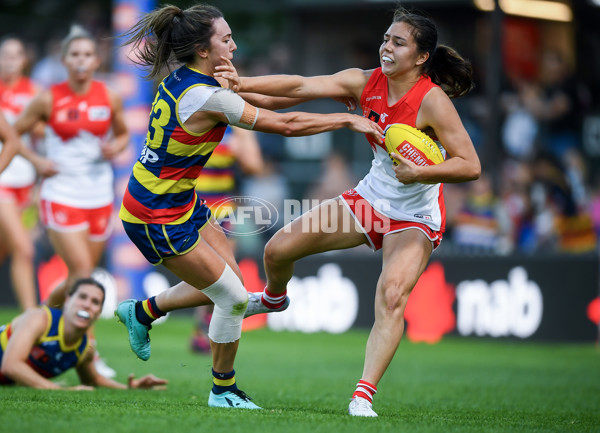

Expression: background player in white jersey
xmin=15 ymin=26 xmax=128 ymax=307
xmin=0 ymin=111 xmax=20 ymax=178
xmin=217 ymin=8 xmax=480 ymax=417
xmin=0 ymin=36 xmax=41 ymax=310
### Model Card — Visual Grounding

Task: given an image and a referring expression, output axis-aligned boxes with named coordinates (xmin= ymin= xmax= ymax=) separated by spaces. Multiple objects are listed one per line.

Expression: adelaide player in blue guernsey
xmin=114 ymin=4 xmax=384 ymax=410
xmin=0 ymin=278 xmax=166 ymax=390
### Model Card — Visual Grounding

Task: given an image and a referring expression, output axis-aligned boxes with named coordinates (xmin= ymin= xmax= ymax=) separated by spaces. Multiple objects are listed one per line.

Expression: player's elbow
xmin=276 ymin=118 xmax=300 ymax=137
xmin=1 ymin=360 xmax=17 ymax=379
xmin=466 ymin=161 xmax=481 ymax=181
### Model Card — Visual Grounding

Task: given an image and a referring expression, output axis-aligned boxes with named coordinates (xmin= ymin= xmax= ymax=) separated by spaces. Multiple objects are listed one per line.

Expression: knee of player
xmin=264 ymin=235 xmax=290 ymax=266
xmin=208 ymin=265 xmax=248 ymax=316
xmin=380 ymin=280 xmax=412 ymax=312
xmin=13 ymin=242 xmax=34 ymax=261
xmin=229 ymin=284 xmax=248 ymax=316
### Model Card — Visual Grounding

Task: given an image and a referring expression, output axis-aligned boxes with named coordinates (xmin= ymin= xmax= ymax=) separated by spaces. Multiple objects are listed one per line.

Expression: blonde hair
xmin=61 ymin=24 xmax=96 ymax=57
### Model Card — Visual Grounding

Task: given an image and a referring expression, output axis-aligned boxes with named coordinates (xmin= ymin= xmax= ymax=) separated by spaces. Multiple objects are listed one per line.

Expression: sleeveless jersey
xmin=0 ymin=306 xmax=89 ymax=384
xmin=41 ymin=80 xmax=113 ymax=208
xmin=120 ymin=66 xmax=227 ymax=225
xmin=195 ymin=126 xmax=236 ymax=217
xmin=0 ymin=76 xmax=37 ymax=187
xmin=356 ymin=69 xmax=446 ymax=232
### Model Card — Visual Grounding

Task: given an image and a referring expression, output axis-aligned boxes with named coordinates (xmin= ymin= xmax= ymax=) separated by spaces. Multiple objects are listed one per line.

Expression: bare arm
xmin=228 ymin=127 xmax=264 ymax=175
xmin=101 ymin=89 xmax=130 ymax=160
xmin=238 ymin=92 xmax=313 ymax=110
xmin=14 ymin=91 xmax=58 ymax=177
xmin=0 ymin=112 xmax=21 ymax=174
xmin=0 ymin=309 xmax=63 ymax=389
xmin=75 ymin=349 xmax=168 ymax=390
xmin=391 ymin=87 xmax=481 ymax=184
xmin=215 ymin=58 xmax=372 ymax=102
xmin=183 ymin=91 xmax=384 ymax=144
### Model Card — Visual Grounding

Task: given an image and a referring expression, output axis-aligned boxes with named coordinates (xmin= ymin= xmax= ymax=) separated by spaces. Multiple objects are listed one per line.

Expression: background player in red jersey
xmin=0 ymin=278 xmax=167 ymax=390
xmin=0 ymin=111 xmax=20 ymax=178
xmin=0 ymin=36 xmax=42 ymax=311
xmin=14 ymin=26 xmax=129 ymax=308
xmin=217 ymin=8 xmax=480 ymax=417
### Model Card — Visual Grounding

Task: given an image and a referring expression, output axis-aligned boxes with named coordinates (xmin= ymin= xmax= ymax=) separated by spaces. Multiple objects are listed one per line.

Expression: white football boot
xmin=348 ymin=397 xmax=378 ymax=417
xmin=244 ymin=292 xmax=290 ymax=318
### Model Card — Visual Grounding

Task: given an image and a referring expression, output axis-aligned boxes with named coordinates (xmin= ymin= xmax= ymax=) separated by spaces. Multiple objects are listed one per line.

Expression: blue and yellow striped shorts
xmin=122 ymin=201 xmax=212 ymax=265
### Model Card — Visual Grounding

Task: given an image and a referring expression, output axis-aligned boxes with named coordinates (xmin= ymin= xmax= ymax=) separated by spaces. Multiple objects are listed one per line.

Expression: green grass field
xmin=0 ymin=308 xmax=598 ymax=433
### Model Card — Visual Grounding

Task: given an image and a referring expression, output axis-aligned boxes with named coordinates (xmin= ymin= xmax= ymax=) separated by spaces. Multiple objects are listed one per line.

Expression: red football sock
xmin=352 ymin=379 xmax=377 ymax=404
xmin=261 ymin=288 xmax=287 ymax=309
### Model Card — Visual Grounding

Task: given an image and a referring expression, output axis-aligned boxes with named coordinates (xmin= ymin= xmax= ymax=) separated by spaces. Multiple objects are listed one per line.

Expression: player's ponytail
xmin=121 ymin=3 xmax=223 ymax=79
xmin=426 ymin=45 xmax=474 ymax=98
xmin=393 ymin=8 xmax=474 ymax=98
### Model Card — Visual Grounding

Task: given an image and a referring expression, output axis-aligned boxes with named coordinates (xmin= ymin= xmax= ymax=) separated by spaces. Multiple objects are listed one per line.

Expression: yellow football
xmin=384 ymin=124 xmax=444 ymax=166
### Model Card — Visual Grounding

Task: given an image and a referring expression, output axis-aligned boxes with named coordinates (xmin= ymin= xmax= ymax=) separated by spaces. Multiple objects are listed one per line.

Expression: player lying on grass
xmin=0 ymin=278 xmax=167 ymax=390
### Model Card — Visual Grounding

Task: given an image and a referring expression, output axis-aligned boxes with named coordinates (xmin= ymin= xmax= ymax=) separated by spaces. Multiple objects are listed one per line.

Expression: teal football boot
xmin=115 ymin=300 xmax=151 ymax=361
xmin=208 ymin=389 xmax=262 ymax=409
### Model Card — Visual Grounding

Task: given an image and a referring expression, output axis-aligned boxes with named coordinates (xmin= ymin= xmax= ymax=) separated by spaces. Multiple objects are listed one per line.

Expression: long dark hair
xmin=121 ymin=4 xmax=224 ymax=79
xmin=393 ymin=8 xmax=474 ymax=98
xmin=69 ymin=278 xmax=106 ymax=305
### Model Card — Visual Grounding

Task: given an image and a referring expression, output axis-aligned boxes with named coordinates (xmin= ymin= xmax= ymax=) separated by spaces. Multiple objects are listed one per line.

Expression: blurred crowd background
xmin=1 ymin=0 xmax=600 ymax=304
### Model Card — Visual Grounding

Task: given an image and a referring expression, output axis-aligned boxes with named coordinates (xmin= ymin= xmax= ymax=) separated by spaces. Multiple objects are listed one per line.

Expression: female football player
xmin=0 ymin=278 xmax=167 ymax=390
xmin=114 ymin=4 xmax=383 ymax=411
xmin=15 ymin=26 xmax=129 ymax=308
xmin=0 ymin=111 xmax=20 ymax=178
xmin=0 ymin=36 xmax=41 ymax=310
xmin=217 ymin=7 xmax=481 ymax=416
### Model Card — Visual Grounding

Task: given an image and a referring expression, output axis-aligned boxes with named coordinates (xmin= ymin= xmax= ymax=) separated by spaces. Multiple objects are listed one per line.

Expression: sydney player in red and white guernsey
xmin=0 ymin=36 xmax=42 ymax=311
xmin=15 ymin=25 xmax=129 ymax=309
xmin=218 ymin=8 xmax=481 ymax=417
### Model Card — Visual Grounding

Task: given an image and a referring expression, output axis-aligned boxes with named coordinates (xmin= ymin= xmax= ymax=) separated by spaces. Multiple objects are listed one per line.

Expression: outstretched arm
xmin=0 ymin=112 xmax=21 ymax=174
xmin=75 ymin=349 xmax=168 ymax=390
xmin=14 ymin=91 xmax=58 ymax=177
xmin=215 ymin=57 xmax=372 ymax=102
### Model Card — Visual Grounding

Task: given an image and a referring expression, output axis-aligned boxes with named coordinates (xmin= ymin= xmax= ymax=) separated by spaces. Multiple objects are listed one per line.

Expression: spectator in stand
xmin=452 ymin=173 xmax=512 ymax=254
xmin=526 ymin=51 xmax=589 ymax=157
xmin=0 ymin=36 xmax=42 ymax=310
xmin=531 ymin=152 xmax=596 ymax=253
xmin=304 ymin=153 xmax=357 ymax=203
xmin=31 ymin=37 xmax=67 ymax=89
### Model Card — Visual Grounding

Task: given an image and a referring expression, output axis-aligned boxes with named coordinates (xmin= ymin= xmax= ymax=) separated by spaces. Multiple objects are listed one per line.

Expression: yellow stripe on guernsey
xmin=40 ymin=306 xmax=53 ymax=341
xmin=166 ymin=137 xmax=221 ymax=157
xmin=132 ymin=162 xmax=197 ymax=195
xmin=204 ymin=152 xmax=235 ymax=169
xmin=0 ymin=326 xmax=8 ymax=350
xmin=213 ymin=377 xmax=236 ymax=387
xmin=57 ymin=316 xmax=84 ymax=353
xmin=196 ymin=175 xmax=235 ymax=192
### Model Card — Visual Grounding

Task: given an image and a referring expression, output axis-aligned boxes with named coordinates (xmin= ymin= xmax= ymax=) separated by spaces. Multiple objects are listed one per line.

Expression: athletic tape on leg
xmin=201 ymin=264 xmax=248 ymax=343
